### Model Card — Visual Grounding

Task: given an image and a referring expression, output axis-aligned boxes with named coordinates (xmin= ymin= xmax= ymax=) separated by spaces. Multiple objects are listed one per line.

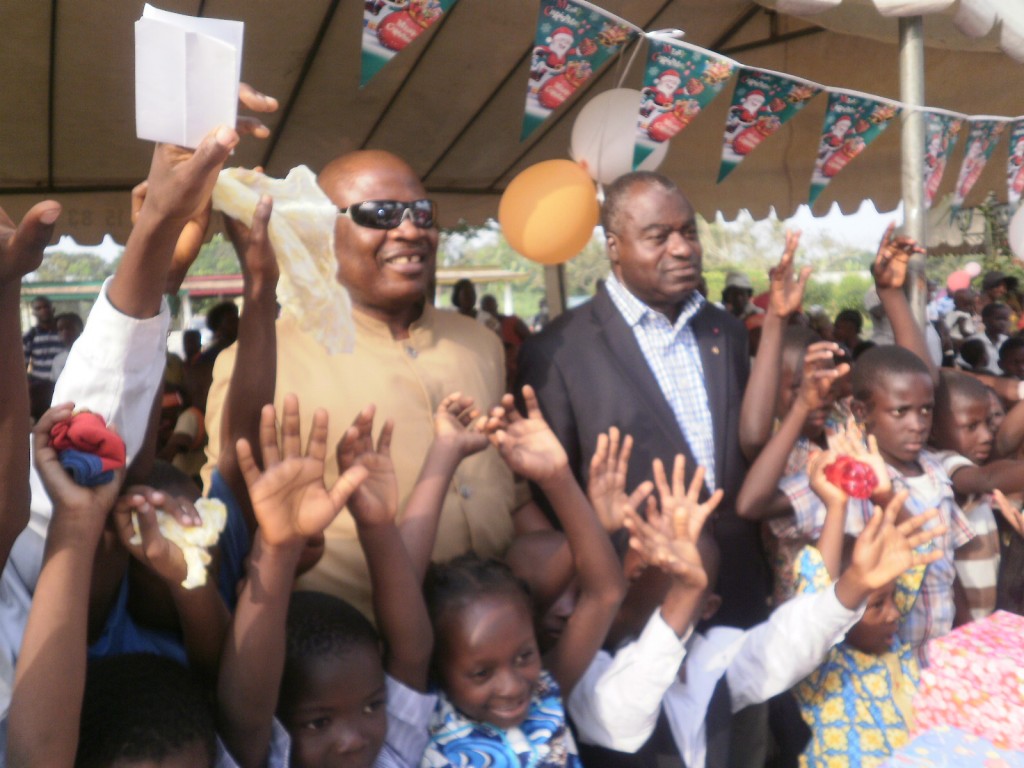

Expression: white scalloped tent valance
xmin=759 ymin=0 xmax=1024 ymax=61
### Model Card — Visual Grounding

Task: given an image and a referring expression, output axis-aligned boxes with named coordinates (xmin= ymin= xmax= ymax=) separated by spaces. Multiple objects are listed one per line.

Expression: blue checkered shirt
xmin=604 ymin=274 xmax=717 ymax=490
xmin=776 ymin=449 xmax=973 ymax=664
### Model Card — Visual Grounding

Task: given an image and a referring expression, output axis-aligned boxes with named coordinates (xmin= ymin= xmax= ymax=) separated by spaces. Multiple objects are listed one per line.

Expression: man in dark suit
xmin=517 ymin=171 xmax=770 ymax=631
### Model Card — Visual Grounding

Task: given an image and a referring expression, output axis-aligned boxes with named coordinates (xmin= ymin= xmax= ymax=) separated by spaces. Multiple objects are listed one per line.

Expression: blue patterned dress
xmin=421 ymin=670 xmax=581 ymax=768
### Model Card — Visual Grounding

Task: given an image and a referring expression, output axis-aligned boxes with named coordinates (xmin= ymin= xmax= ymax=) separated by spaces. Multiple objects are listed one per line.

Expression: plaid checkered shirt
xmin=604 ymin=273 xmax=717 ymax=491
xmin=774 ymin=449 xmax=973 ymax=664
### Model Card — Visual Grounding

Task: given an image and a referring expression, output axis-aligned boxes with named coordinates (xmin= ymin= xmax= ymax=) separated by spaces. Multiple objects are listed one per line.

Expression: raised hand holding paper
xmin=135 ymin=4 xmax=243 ymax=149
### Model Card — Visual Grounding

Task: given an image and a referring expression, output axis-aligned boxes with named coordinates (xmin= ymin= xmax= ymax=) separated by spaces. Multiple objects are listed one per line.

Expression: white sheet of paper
xmin=135 ymin=4 xmax=243 ymax=149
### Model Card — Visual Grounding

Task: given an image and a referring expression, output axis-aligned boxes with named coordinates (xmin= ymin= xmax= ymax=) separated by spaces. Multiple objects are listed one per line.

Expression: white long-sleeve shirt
xmin=0 ymin=279 xmax=170 ymax=715
xmin=569 ymin=585 xmax=864 ymax=768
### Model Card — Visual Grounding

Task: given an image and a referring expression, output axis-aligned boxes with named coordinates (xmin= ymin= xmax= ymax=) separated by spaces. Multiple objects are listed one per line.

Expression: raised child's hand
xmin=872 ymin=222 xmax=924 ymax=291
xmin=846 ymin=491 xmax=945 ymax=592
xmin=795 ymin=341 xmax=849 ymax=412
xmin=238 ymin=394 xmax=368 ymax=548
xmin=224 ymin=195 xmax=279 ymax=290
xmin=0 ymin=202 xmax=61 ymax=285
xmin=336 ymin=404 xmax=398 ymax=529
xmin=768 ymin=229 xmax=812 ymax=317
xmin=32 ymin=404 xmax=125 ymax=542
xmin=992 ymin=489 xmax=1024 ymax=537
xmin=432 ymin=392 xmax=493 ymax=459
xmin=828 ymin=418 xmax=893 ymax=502
xmin=587 ymin=428 xmax=653 ymax=533
xmin=490 ymin=385 xmax=568 ymax=484
xmin=112 ymin=489 xmax=190 ymax=585
xmin=808 ymin=450 xmax=848 ymax=510
xmin=622 ymin=455 xmax=720 ymax=589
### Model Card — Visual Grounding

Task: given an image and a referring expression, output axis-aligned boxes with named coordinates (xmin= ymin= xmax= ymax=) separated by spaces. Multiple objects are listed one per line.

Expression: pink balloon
xmin=947 ymin=270 xmax=971 ymax=291
xmin=964 ymin=261 xmax=982 ymax=278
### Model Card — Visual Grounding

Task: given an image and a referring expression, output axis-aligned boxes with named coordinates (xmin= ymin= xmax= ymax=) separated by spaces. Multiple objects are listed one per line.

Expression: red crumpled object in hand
xmin=824 ymin=455 xmax=878 ymax=500
xmin=50 ymin=412 xmax=126 ymax=472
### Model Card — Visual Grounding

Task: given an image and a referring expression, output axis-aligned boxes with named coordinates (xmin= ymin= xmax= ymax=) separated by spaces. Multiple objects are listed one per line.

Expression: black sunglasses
xmin=338 ymin=199 xmax=436 ymax=230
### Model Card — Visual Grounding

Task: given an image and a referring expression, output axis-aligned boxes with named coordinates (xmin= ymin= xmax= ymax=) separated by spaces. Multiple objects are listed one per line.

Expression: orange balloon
xmin=498 ymin=159 xmax=599 ymax=265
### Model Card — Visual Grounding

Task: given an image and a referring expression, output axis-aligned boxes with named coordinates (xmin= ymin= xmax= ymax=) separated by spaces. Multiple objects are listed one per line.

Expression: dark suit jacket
xmin=517 ymin=286 xmax=770 ymax=628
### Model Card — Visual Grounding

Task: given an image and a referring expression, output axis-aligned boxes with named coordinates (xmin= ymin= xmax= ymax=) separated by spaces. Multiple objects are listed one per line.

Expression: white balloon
xmin=570 ymin=88 xmax=669 ymax=186
xmin=1011 ymin=205 xmax=1024 ymax=261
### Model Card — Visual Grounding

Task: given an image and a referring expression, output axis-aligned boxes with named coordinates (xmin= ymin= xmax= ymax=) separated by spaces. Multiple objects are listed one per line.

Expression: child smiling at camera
xmin=421 ymin=386 xmax=625 ymax=767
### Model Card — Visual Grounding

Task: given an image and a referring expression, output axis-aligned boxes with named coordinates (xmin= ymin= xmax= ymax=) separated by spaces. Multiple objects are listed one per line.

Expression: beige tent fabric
xmin=762 ymin=0 xmax=1024 ymax=61
xmin=3 ymin=0 xmax=1024 ymax=245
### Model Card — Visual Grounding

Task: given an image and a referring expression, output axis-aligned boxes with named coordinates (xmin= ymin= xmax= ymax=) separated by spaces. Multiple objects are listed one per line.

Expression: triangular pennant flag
xmin=634 ymin=35 xmax=735 ymax=168
xmin=809 ymin=90 xmax=901 ymax=207
xmin=923 ymin=110 xmax=965 ymax=209
xmin=1007 ymin=118 xmax=1024 ymax=207
xmin=952 ymin=118 xmax=1007 ymax=208
xmin=718 ymin=68 xmax=821 ymax=182
xmin=521 ymin=0 xmax=638 ymax=141
xmin=360 ymin=0 xmax=457 ymax=87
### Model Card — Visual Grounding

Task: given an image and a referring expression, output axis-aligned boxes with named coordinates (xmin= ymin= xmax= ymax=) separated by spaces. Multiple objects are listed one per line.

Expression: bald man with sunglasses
xmin=204 ymin=151 xmax=514 ymax=619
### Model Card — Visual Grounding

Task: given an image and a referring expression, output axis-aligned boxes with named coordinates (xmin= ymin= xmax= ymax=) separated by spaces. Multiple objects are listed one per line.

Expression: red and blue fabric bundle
xmin=50 ymin=412 xmax=126 ymax=486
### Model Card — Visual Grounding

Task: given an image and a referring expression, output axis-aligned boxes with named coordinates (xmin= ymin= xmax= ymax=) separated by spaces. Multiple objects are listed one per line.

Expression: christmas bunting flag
xmin=1006 ymin=119 xmax=1024 ymax=207
xmin=522 ymin=0 xmax=638 ymax=141
xmin=952 ymin=118 xmax=1007 ymax=208
xmin=922 ymin=109 xmax=965 ymax=209
xmin=718 ymin=68 xmax=821 ymax=182
xmin=360 ymin=0 xmax=457 ymax=87
xmin=809 ymin=90 xmax=901 ymax=206
xmin=634 ymin=35 xmax=735 ymax=168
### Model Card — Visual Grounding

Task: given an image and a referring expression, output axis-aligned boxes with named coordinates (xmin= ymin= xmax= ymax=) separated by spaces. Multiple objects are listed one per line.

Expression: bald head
xmin=318 ymin=150 xmax=438 ymax=328
xmin=318 ymin=150 xmax=425 ymax=209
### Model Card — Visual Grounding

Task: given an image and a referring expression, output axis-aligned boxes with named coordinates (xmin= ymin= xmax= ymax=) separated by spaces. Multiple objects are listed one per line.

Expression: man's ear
xmin=700 ymin=592 xmax=722 ymax=622
xmin=606 ymin=233 xmax=619 ymax=266
xmin=850 ymin=397 xmax=867 ymax=422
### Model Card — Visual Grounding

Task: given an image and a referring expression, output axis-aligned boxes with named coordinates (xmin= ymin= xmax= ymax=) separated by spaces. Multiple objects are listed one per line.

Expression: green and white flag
xmin=522 ymin=0 xmax=638 ymax=141
xmin=634 ymin=35 xmax=735 ymax=169
xmin=809 ymin=90 xmax=901 ymax=207
xmin=719 ymin=68 xmax=821 ymax=182
xmin=360 ymin=0 xmax=457 ymax=87
xmin=952 ymin=117 xmax=1006 ymax=209
xmin=922 ymin=109 xmax=965 ymax=209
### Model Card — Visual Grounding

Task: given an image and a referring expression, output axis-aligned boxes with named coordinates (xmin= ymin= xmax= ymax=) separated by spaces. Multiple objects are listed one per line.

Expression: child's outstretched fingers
xmin=243 ymin=195 xmax=278 ymax=279
xmin=304 ymin=408 xmax=330 ymax=465
xmin=129 ymin=497 xmax=188 ymax=585
xmin=895 ymin=508 xmax=946 ymax=551
xmin=258 ymin=403 xmax=281 ymax=468
xmin=520 ymin=384 xmax=543 ymax=420
xmin=651 ymin=456 xmax=684 ymax=505
xmin=336 ymin=404 xmax=376 ymax=472
xmin=299 ymin=405 xmax=329 ymax=466
xmin=671 ymin=454 xmax=686 ymax=498
xmin=376 ymin=418 xmax=394 ymax=457
xmin=236 ymin=436 xmax=261 ymax=492
xmin=882 ymin=489 xmax=910 ymax=525
xmin=993 ymin=489 xmax=1024 ymax=536
xmin=280 ymin=394 xmax=303 ymax=460
xmin=327 ymin=465 xmax=370 ymax=520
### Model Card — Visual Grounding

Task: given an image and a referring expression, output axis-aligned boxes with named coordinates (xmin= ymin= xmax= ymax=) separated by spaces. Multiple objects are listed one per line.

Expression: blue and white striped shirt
xmin=604 ymin=274 xmax=717 ymax=490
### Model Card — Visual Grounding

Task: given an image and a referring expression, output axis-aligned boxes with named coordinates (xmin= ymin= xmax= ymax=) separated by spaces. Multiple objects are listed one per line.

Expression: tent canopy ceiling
xmin=3 ymin=0 xmax=1023 ymax=245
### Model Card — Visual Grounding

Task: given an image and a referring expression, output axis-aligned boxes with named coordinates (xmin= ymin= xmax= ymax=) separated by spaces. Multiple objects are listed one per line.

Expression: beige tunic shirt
xmin=204 ymin=304 xmax=514 ymax=616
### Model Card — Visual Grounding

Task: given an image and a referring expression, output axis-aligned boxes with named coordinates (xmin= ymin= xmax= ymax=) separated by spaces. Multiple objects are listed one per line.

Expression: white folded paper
xmin=135 ymin=4 xmax=243 ymax=149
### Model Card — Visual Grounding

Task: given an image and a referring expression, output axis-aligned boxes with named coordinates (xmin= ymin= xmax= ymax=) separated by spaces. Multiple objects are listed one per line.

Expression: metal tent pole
xmin=900 ymin=16 xmax=928 ymax=328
